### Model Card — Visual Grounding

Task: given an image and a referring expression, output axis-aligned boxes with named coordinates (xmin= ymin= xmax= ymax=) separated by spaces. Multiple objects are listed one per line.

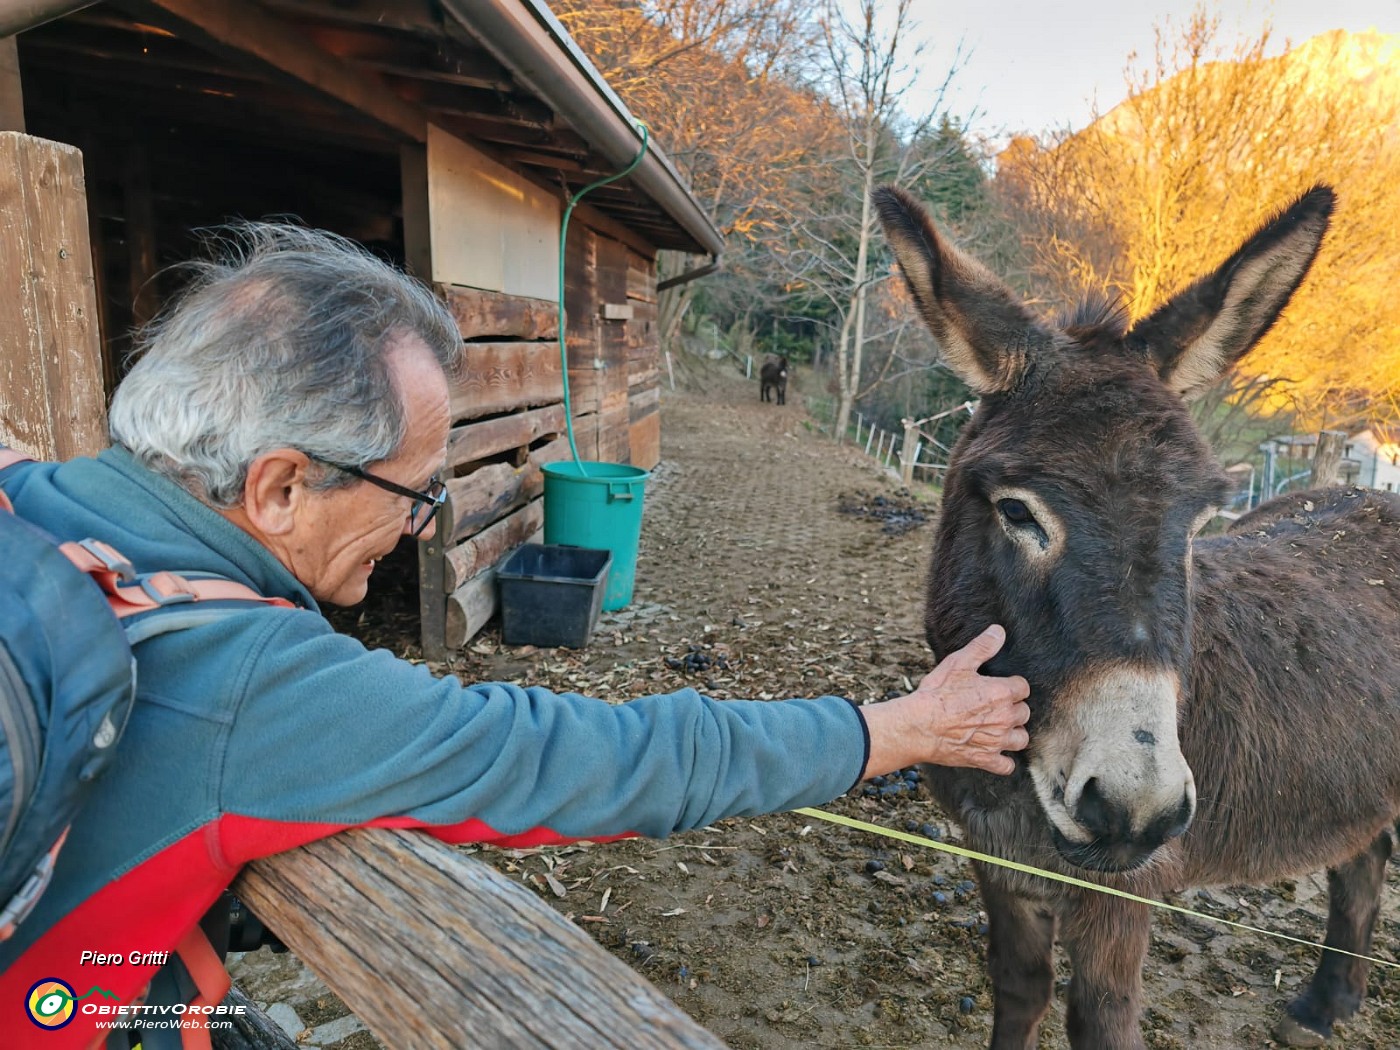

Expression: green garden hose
xmin=557 ymin=122 xmax=651 ymax=474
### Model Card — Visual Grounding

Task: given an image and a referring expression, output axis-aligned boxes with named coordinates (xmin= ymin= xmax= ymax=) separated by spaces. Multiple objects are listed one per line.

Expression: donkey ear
xmin=1127 ymin=186 xmax=1334 ymax=400
xmin=873 ymin=185 xmax=1048 ymax=394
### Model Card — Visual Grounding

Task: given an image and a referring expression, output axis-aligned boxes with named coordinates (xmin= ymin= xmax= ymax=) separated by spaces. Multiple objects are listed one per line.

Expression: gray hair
xmin=108 ymin=222 xmax=462 ymax=508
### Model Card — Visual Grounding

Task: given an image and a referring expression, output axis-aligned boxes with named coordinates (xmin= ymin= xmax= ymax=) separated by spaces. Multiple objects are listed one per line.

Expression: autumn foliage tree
xmin=995 ymin=10 xmax=1400 ymax=432
xmin=550 ymin=0 xmax=840 ymax=349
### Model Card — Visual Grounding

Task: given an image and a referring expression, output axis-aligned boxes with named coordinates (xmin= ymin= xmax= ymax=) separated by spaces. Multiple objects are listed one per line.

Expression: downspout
xmin=438 ymin=0 xmax=724 ymax=262
xmin=657 ymin=258 xmax=721 ymax=292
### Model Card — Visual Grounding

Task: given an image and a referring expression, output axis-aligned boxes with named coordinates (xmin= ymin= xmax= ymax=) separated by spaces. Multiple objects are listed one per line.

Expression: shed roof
xmin=16 ymin=0 xmax=722 ymax=256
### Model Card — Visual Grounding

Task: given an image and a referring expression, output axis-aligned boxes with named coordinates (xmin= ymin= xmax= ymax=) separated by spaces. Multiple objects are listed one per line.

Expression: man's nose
xmin=406 ymin=511 xmax=437 ymax=542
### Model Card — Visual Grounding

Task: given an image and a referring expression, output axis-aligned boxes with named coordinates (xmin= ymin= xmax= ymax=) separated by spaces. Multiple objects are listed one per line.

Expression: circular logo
xmin=26 ymin=978 xmax=76 ymax=1030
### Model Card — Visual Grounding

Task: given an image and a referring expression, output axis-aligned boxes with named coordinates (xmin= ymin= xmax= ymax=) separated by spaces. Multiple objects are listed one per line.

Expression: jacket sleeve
xmin=217 ymin=609 xmax=867 ymax=845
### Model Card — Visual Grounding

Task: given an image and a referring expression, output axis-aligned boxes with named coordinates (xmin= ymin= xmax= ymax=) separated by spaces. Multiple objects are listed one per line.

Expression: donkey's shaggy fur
xmin=876 ymin=184 xmax=1400 ymax=1049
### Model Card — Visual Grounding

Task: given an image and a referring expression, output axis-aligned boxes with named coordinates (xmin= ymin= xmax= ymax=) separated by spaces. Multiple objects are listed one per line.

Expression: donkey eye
xmin=998 ymin=498 xmax=1035 ymax=525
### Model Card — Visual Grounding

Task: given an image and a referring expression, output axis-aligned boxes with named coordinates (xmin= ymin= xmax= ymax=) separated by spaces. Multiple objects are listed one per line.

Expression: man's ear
xmin=241 ymin=450 xmax=311 ymax=537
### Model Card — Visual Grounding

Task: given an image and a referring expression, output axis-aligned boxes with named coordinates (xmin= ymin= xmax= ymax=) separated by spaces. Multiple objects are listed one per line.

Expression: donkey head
xmin=875 ymin=185 xmax=1333 ymax=872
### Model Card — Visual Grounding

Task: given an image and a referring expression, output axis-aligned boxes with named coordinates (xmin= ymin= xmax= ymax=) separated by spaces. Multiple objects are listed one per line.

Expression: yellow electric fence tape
xmin=793 ymin=806 xmax=1400 ymax=969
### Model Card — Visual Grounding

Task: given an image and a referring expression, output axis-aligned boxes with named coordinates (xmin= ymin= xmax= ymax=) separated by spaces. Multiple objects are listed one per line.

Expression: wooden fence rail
xmin=230 ymin=829 xmax=728 ymax=1050
xmin=806 ymin=396 xmax=973 ymax=484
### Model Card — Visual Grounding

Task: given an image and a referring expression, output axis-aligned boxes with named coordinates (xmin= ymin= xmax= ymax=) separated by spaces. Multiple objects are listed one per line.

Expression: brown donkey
xmin=760 ymin=355 xmax=789 ymax=404
xmin=874 ymin=183 xmax=1400 ymax=1049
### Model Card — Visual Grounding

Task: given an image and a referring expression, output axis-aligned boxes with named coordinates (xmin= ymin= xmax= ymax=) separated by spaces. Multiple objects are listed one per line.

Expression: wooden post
xmin=234 ymin=828 xmax=728 ymax=1050
xmin=864 ymin=425 xmax=875 ymax=456
xmin=665 ymin=349 xmax=675 ymax=390
xmin=0 ymin=37 xmax=24 ymax=133
xmin=122 ymin=143 xmax=160 ymax=331
xmin=1310 ymin=429 xmax=1348 ymax=487
xmin=400 ymin=139 xmax=451 ymax=660
xmin=0 ymin=132 xmax=106 ymax=460
xmin=418 ymin=495 xmax=450 ymax=663
xmin=899 ymin=419 xmax=918 ymax=487
xmin=211 ymin=987 xmax=299 ymax=1050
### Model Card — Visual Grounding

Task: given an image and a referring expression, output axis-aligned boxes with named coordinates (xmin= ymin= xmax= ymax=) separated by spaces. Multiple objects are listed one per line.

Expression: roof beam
xmin=111 ymin=0 xmax=428 ymax=142
xmin=384 ymin=74 xmax=552 ymax=130
xmin=260 ymin=0 xmax=442 ymax=35
xmin=298 ymin=23 xmax=515 ymax=92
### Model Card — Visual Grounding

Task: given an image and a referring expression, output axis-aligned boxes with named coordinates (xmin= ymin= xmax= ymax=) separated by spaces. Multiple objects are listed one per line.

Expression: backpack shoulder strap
xmin=0 ymin=446 xmax=298 ymax=626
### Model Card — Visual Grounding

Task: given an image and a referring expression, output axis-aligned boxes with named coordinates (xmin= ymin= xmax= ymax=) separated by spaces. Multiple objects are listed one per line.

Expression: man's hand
xmin=859 ymin=625 xmax=1031 ymax=778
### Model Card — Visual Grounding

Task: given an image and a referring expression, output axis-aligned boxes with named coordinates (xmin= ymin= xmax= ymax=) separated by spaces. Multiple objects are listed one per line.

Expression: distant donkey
xmin=759 ymin=355 xmax=788 ymax=405
xmin=875 ymin=182 xmax=1400 ymax=1050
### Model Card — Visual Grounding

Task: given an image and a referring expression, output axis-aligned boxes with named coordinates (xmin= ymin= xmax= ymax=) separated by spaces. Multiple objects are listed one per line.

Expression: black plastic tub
xmin=497 ymin=544 xmax=613 ymax=649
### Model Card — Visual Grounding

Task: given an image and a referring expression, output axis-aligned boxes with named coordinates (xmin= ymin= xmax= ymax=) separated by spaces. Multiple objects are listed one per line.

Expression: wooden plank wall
xmin=563 ymin=223 xmax=661 ymax=470
xmin=422 ymin=286 xmax=560 ymax=657
xmin=625 ymin=248 xmax=661 ymax=469
xmin=420 ymin=221 xmax=661 ymax=658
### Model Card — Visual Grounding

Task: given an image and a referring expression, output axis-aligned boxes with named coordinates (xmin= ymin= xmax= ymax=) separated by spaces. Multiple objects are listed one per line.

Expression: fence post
xmin=865 ymin=425 xmax=876 ymax=456
xmin=0 ymin=132 xmax=107 ymax=459
xmin=1309 ymin=429 xmax=1348 ymax=487
xmin=899 ymin=419 xmax=918 ymax=486
xmin=665 ymin=350 xmax=675 ymax=391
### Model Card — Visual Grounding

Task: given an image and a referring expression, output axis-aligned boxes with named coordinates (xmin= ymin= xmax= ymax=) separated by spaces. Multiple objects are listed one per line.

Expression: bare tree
xmin=554 ymin=0 xmax=838 ymax=351
xmin=776 ymin=0 xmax=966 ymax=441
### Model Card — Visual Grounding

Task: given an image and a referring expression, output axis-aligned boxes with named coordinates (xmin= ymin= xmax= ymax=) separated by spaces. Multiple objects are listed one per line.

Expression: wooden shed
xmin=2 ymin=0 xmax=722 ymax=657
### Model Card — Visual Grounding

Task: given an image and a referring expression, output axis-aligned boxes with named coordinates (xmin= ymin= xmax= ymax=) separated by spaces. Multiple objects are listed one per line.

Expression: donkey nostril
xmin=1075 ymin=777 xmax=1109 ymax=831
xmin=1166 ymin=792 xmax=1195 ymax=840
xmin=1073 ymin=777 xmax=1135 ymax=842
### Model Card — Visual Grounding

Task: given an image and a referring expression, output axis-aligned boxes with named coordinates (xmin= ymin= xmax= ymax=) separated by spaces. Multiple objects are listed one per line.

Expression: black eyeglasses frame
xmin=307 ymin=455 xmax=446 ymax=539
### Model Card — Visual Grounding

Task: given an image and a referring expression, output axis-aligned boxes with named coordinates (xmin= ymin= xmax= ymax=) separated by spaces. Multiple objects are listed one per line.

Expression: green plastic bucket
xmin=541 ymin=462 xmax=650 ymax=611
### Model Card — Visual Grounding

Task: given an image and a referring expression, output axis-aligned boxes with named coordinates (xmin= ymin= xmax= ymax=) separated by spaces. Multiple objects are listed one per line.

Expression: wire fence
xmin=804 ymin=395 xmax=966 ymax=487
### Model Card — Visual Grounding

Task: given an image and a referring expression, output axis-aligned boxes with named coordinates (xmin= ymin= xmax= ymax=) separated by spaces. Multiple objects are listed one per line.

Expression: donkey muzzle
xmin=1029 ymin=665 xmax=1196 ymax=872
xmin=1052 ymin=779 xmax=1195 ymax=871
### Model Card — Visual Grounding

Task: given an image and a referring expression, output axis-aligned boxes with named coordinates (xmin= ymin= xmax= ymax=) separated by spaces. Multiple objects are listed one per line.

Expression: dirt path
xmin=234 ymin=368 xmax=1400 ymax=1049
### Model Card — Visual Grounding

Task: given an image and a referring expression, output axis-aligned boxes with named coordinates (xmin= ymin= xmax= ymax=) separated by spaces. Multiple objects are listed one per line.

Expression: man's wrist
xmin=857 ymin=696 xmax=917 ymax=780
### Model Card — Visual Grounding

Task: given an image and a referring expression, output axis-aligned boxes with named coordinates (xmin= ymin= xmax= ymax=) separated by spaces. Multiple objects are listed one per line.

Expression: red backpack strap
xmin=106 ymin=571 xmax=297 ymax=617
xmin=172 ymin=924 xmax=231 ymax=1050
xmin=55 ymin=539 xmax=294 ymax=615
xmin=0 ymin=446 xmax=296 ymax=613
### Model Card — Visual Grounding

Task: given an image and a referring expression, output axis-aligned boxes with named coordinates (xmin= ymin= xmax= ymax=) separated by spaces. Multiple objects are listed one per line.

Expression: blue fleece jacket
xmin=0 ymin=448 xmax=867 ymax=1047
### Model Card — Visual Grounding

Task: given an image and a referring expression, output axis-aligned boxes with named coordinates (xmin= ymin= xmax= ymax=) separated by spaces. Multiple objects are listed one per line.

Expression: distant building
xmin=1345 ymin=427 xmax=1400 ymax=493
xmin=1256 ymin=430 xmax=1400 ymax=499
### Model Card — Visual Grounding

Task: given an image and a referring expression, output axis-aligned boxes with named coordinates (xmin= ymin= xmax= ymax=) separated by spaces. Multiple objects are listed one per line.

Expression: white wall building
xmin=1346 ymin=428 xmax=1400 ymax=493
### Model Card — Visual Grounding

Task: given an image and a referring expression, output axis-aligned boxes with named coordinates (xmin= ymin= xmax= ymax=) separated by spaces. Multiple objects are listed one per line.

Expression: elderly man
xmin=0 ymin=224 xmax=1029 ymax=1047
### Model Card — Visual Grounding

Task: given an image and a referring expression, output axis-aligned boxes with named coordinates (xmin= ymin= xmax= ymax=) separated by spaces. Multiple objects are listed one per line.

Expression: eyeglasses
xmin=307 ymin=455 xmax=447 ymax=539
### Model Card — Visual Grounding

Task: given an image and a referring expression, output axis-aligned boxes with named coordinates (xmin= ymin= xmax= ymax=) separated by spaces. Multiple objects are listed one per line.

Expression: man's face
xmin=289 ymin=334 xmax=451 ymax=606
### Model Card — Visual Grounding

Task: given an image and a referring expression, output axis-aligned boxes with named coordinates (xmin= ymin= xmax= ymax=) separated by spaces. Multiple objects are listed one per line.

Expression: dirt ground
xmin=233 ymin=363 xmax=1400 ymax=1049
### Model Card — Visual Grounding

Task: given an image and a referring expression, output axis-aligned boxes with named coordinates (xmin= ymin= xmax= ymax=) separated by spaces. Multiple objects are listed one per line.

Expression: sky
xmin=893 ymin=0 xmax=1400 ymax=138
